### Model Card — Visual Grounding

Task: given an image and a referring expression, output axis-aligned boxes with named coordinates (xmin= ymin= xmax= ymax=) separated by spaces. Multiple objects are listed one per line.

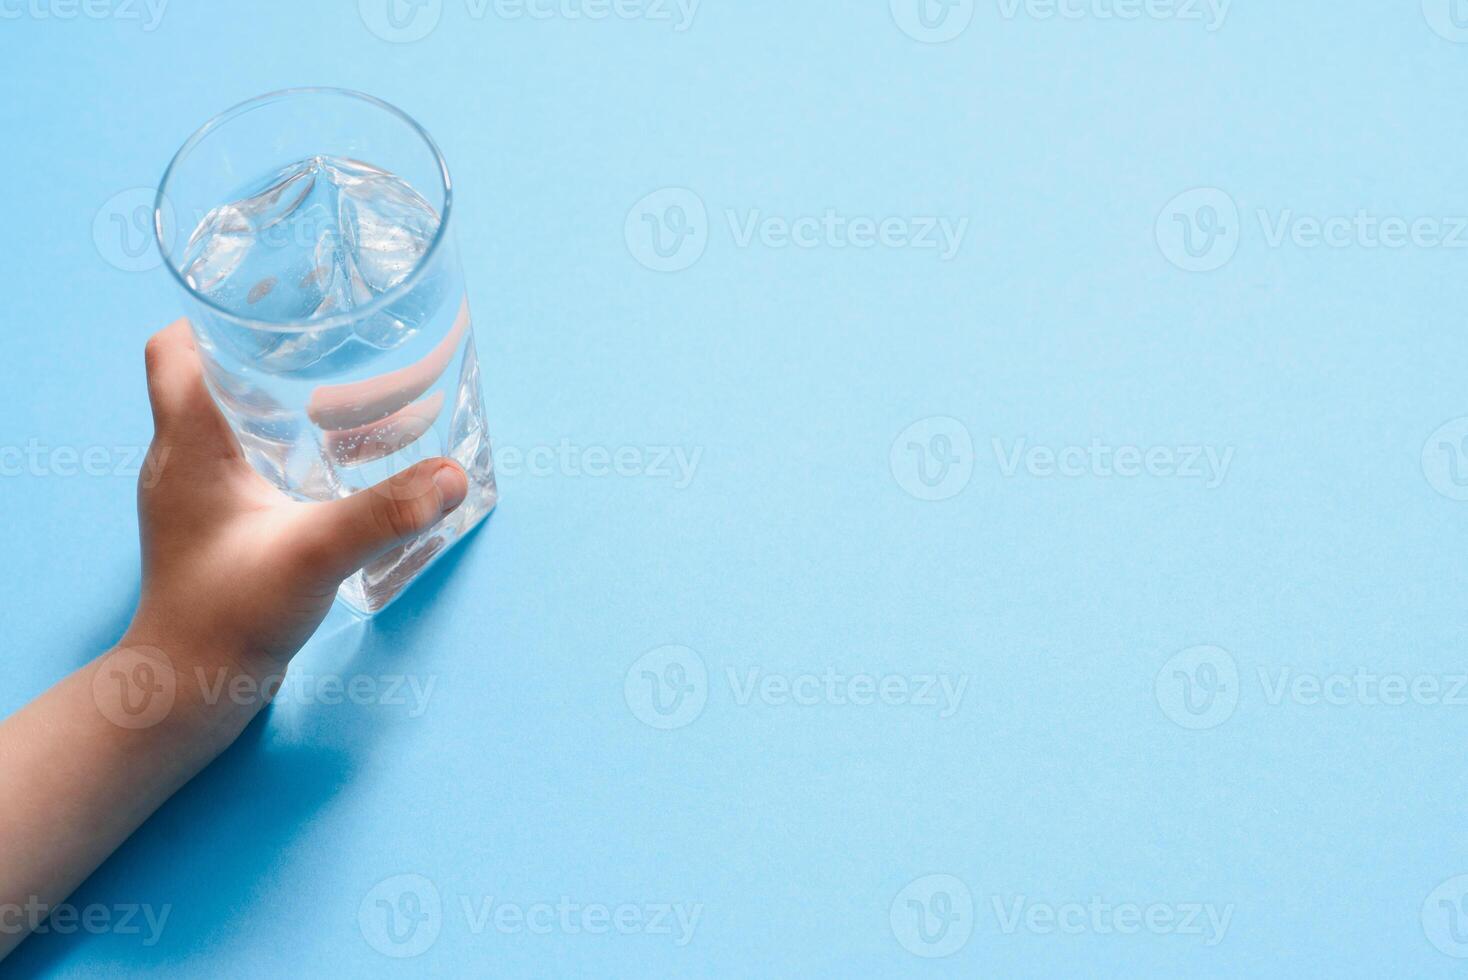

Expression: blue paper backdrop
xmin=4 ymin=1 xmax=1468 ymax=975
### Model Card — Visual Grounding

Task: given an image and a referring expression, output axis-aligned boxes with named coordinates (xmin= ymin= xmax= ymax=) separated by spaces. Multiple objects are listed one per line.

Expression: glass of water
xmin=154 ymin=88 xmax=497 ymax=616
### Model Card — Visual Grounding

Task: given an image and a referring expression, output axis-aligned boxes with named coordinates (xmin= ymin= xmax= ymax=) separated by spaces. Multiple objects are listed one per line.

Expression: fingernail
xmin=433 ymin=465 xmax=468 ymax=514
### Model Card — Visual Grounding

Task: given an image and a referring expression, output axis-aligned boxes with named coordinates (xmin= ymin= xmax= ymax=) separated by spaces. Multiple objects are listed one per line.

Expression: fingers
xmin=287 ymin=459 xmax=469 ymax=586
xmin=143 ymin=319 xmax=245 ymax=460
xmin=143 ymin=318 xmax=207 ymax=431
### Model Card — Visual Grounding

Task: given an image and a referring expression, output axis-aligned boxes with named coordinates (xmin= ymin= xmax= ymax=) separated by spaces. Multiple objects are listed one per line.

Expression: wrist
xmin=106 ymin=615 xmax=283 ymax=742
xmin=125 ymin=593 xmax=292 ymax=680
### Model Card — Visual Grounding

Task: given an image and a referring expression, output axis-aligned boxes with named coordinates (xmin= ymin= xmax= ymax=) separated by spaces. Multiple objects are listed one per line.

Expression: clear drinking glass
xmin=154 ymin=88 xmax=497 ymax=615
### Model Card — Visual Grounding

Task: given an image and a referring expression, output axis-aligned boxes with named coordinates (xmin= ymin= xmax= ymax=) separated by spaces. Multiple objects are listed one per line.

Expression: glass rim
xmin=153 ymin=86 xmax=454 ymax=334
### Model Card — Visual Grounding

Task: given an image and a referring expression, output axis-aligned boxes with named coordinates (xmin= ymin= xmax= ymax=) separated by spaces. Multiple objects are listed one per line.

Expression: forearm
xmin=0 ymin=636 xmax=269 ymax=959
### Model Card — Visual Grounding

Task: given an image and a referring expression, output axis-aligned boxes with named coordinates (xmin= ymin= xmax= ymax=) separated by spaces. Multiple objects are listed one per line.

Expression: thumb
xmin=289 ymin=459 xmax=469 ymax=585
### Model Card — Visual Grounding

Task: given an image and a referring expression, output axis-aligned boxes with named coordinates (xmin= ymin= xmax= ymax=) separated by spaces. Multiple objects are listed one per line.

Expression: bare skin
xmin=0 ymin=319 xmax=469 ymax=960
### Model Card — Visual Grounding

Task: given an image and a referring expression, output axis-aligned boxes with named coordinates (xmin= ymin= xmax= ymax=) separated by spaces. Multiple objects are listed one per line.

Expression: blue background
xmin=4 ymin=0 xmax=1468 ymax=975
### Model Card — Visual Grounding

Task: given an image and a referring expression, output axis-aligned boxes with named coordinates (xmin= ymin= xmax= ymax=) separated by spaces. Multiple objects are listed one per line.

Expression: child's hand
xmin=127 ymin=318 xmax=468 ymax=675
xmin=0 ymin=319 xmax=471 ymax=960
